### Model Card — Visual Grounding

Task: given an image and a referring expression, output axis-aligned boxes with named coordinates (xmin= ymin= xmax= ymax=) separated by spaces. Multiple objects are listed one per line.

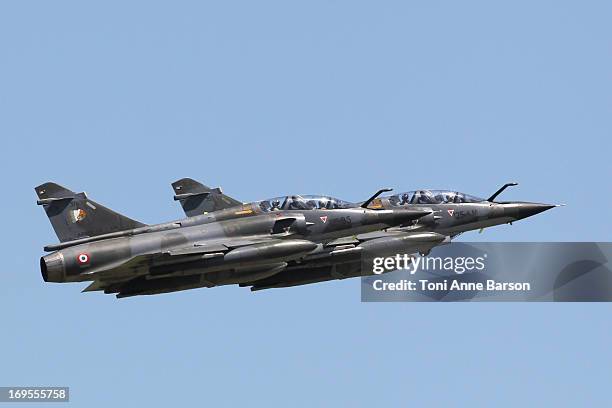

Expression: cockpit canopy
xmin=386 ymin=190 xmax=486 ymax=205
xmin=256 ymin=195 xmax=355 ymax=212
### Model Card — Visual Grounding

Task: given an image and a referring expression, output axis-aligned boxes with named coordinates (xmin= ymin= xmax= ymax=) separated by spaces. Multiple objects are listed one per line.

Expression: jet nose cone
xmin=519 ymin=203 xmax=556 ymax=219
xmin=504 ymin=202 xmax=557 ymax=220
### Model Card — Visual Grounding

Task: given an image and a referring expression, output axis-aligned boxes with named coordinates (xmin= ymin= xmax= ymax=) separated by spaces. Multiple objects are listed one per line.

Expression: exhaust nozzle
xmin=40 ymin=252 xmax=65 ymax=282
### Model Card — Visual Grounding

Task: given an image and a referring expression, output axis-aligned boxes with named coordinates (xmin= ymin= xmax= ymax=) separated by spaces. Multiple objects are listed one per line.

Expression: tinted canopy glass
xmin=387 ymin=190 xmax=486 ymax=205
xmin=256 ymin=195 xmax=355 ymax=212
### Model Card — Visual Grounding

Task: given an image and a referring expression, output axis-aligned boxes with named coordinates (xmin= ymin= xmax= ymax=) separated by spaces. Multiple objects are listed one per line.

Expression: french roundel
xmin=77 ymin=253 xmax=90 ymax=264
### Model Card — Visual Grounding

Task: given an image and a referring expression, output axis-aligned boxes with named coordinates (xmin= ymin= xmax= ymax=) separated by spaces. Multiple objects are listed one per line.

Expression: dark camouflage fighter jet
xmin=162 ymin=179 xmax=559 ymax=292
xmin=36 ymin=182 xmax=434 ymax=297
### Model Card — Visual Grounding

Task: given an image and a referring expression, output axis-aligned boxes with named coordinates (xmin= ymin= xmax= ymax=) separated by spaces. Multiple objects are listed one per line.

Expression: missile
xmin=223 ymin=239 xmax=317 ymax=265
xmin=146 ymin=239 xmax=317 ymax=277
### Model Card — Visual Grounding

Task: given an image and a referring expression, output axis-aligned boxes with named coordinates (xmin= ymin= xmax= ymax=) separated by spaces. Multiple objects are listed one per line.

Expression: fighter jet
xmin=161 ymin=179 xmax=559 ymax=291
xmin=36 ymin=182 xmax=434 ymax=297
xmin=170 ymin=179 xmax=557 ymax=235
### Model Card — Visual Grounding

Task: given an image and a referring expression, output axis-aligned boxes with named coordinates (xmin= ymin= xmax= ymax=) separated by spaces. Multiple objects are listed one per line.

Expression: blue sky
xmin=1 ymin=1 xmax=611 ymax=406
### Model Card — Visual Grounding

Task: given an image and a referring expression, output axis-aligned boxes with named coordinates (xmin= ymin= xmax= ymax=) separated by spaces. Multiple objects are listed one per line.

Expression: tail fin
xmin=171 ymin=178 xmax=242 ymax=217
xmin=35 ymin=182 xmax=146 ymax=242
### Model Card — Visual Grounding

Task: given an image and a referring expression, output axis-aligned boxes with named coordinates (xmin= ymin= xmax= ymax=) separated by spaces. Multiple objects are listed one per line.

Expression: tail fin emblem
xmin=69 ymin=208 xmax=87 ymax=223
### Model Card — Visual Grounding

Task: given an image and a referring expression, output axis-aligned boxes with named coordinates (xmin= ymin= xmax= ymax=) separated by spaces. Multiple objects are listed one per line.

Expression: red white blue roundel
xmin=77 ymin=253 xmax=90 ymax=265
